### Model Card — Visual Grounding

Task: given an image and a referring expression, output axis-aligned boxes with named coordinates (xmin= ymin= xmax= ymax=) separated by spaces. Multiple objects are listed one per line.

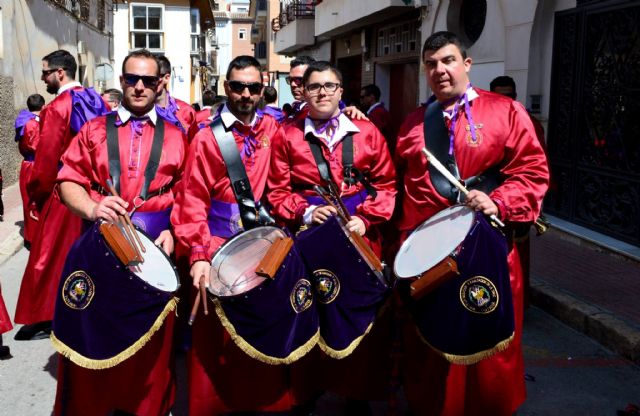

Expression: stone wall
xmin=0 ymin=74 xmax=19 ymax=186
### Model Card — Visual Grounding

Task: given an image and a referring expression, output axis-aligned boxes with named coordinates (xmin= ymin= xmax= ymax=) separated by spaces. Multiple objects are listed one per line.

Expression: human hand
xmin=345 ymin=216 xmax=366 ymax=236
xmin=342 ymin=106 xmax=369 ymax=121
xmin=465 ymin=190 xmax=498 ymax=217
xmin=311 ymin=205 xmax=337 ymax=224
xmin=190 ymin=260 xmax=211 ymax=289
xmin=91 ymin=196 xmax=129 ymax=222
xmin=154 ymin=230 xmax=174 ymax=256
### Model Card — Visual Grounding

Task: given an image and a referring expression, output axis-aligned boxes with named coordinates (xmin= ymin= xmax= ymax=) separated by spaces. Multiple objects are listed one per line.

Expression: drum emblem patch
xmin=313 ymin=269 xmax=340 ymax=304
xmin=465 ymin=123 xmax=484 ymax=147
xmin=229 ymin=212 xmax=244 ymax=235
xmin=131 ymin=216 xmax=146 ymax=232
xmin=62 ymin=271 xmax=95 ymax=310
xmin=459 ymin=276 xmax=499 ymax=314
xmin=290 ymin=279 xmax=313 ymax=313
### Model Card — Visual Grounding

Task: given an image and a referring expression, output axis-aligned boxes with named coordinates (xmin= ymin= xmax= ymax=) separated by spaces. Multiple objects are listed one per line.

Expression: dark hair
xmin=263 ymin=86 xmax=277 ymax=104
xmin=42 ymin=50 xmax=77 ymax=80
xmin=226 ymin=55 xmax=262 ymax=80
xmin=27 ymin=94 xmax=45 ymax=111
xmin=157 ymin=56 xmax=171 ymax=75
xmin=490 ymin=76 xmax=516 ymax=93
xmin=422 ymin=31 xmax=467 ymax=60
xmin=103 ymin=88 xmax=122 ymax=101
xmin=121 ymin=49 xmax=160 ymax=76
xmin=361 ymin=84 xmax=381 ymax=101
xmin=202 ymin=89 xmax=216 ymax=106
xmin=290 ymin=56 xmax=316 ymax=69
xmin=192 ymin=103 xmax=201 ymax=111
xmin=282 ymin=103 xmax=292 ymax=113
xmin=302 ymin=61 xmax=343 ymax=86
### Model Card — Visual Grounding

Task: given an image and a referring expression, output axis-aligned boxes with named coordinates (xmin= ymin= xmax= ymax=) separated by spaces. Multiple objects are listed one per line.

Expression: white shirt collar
xmin=117 ymin=105 xmax=158 ymax=125
xmin=442 ymin=87 xmax=479 ymax=120
xmin=220 ymin=103 xmax=257 ymax=129
xmin=304 ymin=113 xmax=360 ymax=152
xmin=57 ymin=81 xmax=82 ymax=96
xmin=366 ymin=101 xmax=383 ymax=115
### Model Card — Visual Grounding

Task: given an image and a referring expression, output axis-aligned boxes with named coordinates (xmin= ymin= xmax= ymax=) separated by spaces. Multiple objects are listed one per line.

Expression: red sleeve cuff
xmin=189 ymin=245 xmax=210 ymax=265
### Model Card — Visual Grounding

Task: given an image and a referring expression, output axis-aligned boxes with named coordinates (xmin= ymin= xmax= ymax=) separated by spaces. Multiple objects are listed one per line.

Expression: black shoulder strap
xmin=423 ymin=102 xmax=461 ymax=203
xmin=306 ymin=133 xmax=333 ymax=183
xmin=106 ymin=113 xmax=166 ymax=199
xmin=211 ymin=118 xmax=273 ymax=229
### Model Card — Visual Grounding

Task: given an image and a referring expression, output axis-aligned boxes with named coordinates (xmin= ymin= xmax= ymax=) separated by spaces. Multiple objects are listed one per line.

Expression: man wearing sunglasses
xmin=172 ymin=55 xmax=299 ymax=416
xmin=15 ymin=49 xmax=108 ymax=341
xmin=53 ymin=48 xmax=187 ymax=416
xmin=156 ymin=55 xmax=197 ymax=139
xmin=267 ymin=60 xmax=397 ymax=414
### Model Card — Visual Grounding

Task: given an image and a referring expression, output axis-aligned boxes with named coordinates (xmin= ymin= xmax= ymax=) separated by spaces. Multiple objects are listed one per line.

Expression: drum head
xmin=394 ymin=205 xmax=475 ymax=278
xmin=209 ymin=226 xmax=287 ymax=297
xmin=133 ymin=231 xmax=180 ymax=292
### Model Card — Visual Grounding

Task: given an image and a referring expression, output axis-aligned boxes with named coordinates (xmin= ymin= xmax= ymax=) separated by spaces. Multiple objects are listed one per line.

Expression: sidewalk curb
xmin=0 ymin=229 xmax=23 ymax=266
xmin=531 ymin=277 xmax=640 ymax=365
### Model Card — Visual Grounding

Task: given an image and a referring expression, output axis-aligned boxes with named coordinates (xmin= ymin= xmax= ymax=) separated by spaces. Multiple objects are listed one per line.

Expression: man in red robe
xmin=14 ymin=50 xmax=107 ymax=340
xmin=282 ymin=56 xmax=315 ymax=125
xmin=156 ymin=55 xmax=196 ymax=137
xmin=267 ymin=61 xmax=397 ymax=413
xmin=171 ymin=55 xmax=296 ymax=416
xmin=394 ymin=31 xmax=549 ymax=416
xmin=54 ymin=49 xmax=186 ymax=416
xmin=360 ymin=83 xmax=395 ymax=152
xmin=15 ymin=93 xmax=45 ymax=247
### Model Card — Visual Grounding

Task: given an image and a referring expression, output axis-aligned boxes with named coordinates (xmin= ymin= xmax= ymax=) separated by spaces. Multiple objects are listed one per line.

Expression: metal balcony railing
xmin=274 ymin=0 xmax=314 ymax=31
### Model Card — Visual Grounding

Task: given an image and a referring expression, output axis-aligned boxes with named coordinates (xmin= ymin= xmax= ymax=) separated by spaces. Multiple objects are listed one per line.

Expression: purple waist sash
xmin=207 ymin=199 xmax=244 ymax=239
xmin=131 ymin=208 xmax=172 ymax=240
xmin=304 ymin=190 xmax=367 ymax=216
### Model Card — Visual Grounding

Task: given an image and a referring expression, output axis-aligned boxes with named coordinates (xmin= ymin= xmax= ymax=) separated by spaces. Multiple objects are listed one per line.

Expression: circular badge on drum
xmin=62 ymin=271 xmax=96 ymax=310
xmin=459 ymin=276 xmax=499 ymax=314
xmin=313 ymin=269 xmax=340 ymax=304
xmin=290 ymin=279 xmax=313 ymax=313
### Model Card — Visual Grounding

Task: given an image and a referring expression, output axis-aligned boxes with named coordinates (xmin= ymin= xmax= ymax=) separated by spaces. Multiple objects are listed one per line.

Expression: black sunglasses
xmin=123 ymin=73 xmax=160 ymax=88
xmin=227 ymin=80 xmax=263 ymax=95
xmin=42 ymin=67 xmax=64 ymax=76
xmin=285 ymin=76 xmax=303 ymax=85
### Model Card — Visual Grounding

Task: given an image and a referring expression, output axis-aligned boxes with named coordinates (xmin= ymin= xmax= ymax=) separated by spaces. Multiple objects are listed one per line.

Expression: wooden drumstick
xmin=106 ymin=179 xmax=146 ymax=254
xmin=421 ymin=148 xmax=506 ymax=228
xmin=188 ymin=276 xmax=209 ymax=326
xmin=313 ymin=185 xmax=350 ymax=224
xmin=327 ymin=181 xmax=353 ymax=221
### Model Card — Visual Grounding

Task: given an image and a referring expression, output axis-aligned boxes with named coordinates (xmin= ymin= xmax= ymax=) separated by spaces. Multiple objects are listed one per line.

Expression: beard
xmin=231 ymin=99 xmax=256 ymax=115
xmin=46 ymin=82 xmax=60 ymax=95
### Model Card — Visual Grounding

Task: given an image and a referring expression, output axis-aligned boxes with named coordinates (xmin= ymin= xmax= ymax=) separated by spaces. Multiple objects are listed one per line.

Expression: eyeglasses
xmin=122 ymin=73 xmax=160 ymax=88
xmin=41 ymin=67 xmax=64 ymax=76
xmin=285 ymin=76 xmax=303 ymax=86
xmin=227 ymin=80 xmax=263 ymax=95
xmin=305 ymin=82 xmax=341 ymax=95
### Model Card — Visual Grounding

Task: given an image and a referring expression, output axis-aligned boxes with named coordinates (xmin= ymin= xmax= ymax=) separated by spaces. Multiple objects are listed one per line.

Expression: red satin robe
xmin=267 ymin=117 xmax=397 ymax=401
xmin=281 ymin=104 xmax=309 ymax=127
xmin=15 ymin=88 xmax=85 ymax=325
xmin=53 ymin=114 xmax=187 ymax=416
xmin=394 ymin=89 xmax=549 ymax=416
xmin=18 ymin=118 xmax=40 ymax=244
xmin=171 ymin=114 xmax=297 ymax=415
xmin=368 ymin=104 xmax=395 ymax=153
xmin=175 ymin=97 xmax=197 ymax=134
xmin=0 ymin=286 xmax=12 ymax=334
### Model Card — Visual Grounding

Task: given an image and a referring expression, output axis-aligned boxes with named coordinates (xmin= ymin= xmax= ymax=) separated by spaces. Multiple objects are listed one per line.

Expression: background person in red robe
xmin=14 ymin=50 xmax=107 ymax=340
xmin=282 ymin=56 xmax=315 ymax=125
xmin=15 ymin=94 xmax=45 ymax=247
xmin=267 ymin=61 xmax=397 ymax=414
xmin=171 ymin=55 xmax=296 ymax=416
xmin=54 ymin=49 xmax=186 ymax=416
xmin=0 ymin=283 xmax=12 ymax=358
xmin=156 ymin=55 xmax=197 ymax=137
xmin=394 ymin=31 xmax=549 ymax=416
xmin=360 ymin=83 xmax=395 ymax=154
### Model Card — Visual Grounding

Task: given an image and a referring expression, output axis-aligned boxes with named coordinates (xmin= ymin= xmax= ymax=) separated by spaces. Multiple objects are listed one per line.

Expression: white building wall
xmin=215 ymin=17 xmax=232 ymax=94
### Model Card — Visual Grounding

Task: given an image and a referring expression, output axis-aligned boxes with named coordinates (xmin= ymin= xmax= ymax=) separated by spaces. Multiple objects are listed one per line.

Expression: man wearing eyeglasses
xmin=171 ymin=55 xmax=296 ymax=416
xmin=156 ymin=55 xmax=197 ymax=139
xmin=268 ymin=60 xmax=396 ymax=414
xmin=14 ymin=50 xmax=108 ymax=341
xmin=52 ymin=48 xmax=187 ymax=416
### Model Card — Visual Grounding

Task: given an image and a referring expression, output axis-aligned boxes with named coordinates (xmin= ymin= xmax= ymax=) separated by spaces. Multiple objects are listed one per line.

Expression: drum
xmin=51 ymin=222 xmax=179 ymax=369
xmin=295 ymin=215 xmax=390 ymax=358
xmin=395 ymin=205 xmax=515 ymax=365
xmin=208 ymin=226 xmax=319 ymax=365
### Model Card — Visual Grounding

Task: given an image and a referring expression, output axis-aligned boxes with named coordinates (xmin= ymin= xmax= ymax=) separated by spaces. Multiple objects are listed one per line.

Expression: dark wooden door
xmin=389 ymin=61 xmax=419 ymax=146
xmin=336 ymin=56 xmax=362 ymax=107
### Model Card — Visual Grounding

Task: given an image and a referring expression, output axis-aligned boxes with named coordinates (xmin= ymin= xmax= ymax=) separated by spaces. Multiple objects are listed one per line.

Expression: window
xmin=191 ymin=9 xmax=200 ymax=55
xmin=238 ymin=28 xmax=247 ymax=40
xmin=130 ymin=4 xmax=164 ymax=50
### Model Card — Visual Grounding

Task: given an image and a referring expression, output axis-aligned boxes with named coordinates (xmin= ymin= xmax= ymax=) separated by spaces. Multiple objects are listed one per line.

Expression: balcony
xmin=315 ymin=0 xmax=414 ymax=38
xmin=251 ymin=25 xmax=262 ymax=43
xmin=273 ymin=0 xmax=315 ymax=54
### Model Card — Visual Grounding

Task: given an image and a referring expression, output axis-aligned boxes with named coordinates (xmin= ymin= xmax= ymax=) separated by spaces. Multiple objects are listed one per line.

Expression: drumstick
xmin=327 ymin=181 xmax=353 ymax=222
xmin=188 ymin=276 xmax=209 ymax=325
xmin=106 ymin=180 xmax=147 ymax=254
xmin=421 ymin=148 xmax=506 ymax=228
xmin=313 ymin=185 xmax=350 ymax=224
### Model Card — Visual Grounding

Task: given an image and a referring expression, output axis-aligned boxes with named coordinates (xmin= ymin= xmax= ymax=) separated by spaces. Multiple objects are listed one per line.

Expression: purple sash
xmin=403 ymin=212 xmax=515 ymax=364
xmin=262 ymin=106 xmax=285 ymax=123
xmin=131 ymin=208 xmax=171 ymax=240
xmin=69 ymin=88 xmax=109 ymax=135
xmin=295 ymin=215 xmax=389 ymax=357
xmin=156 ymin=93 xmax=186 ymax=133
xmin=304 ymin=190 xmax=367 ymax=216
xmin=51 ymin=223 xmax=176 ymax=368
xmin=15 ymin=109 xmax=36 ymax=141
xmin=207 ymin=199 xmax=244 ymax=238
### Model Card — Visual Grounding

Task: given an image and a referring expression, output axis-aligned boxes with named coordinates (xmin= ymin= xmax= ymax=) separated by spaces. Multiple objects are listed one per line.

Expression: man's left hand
xmin=342 ymin=106 xmax=369 ymax=121
xmin=346 ymin=216 xmax=366 ymax=236
xmin=154 ymin=230 xmax=174 ymax=256
xmin=465 ymin=190 xmax=499 ymax=217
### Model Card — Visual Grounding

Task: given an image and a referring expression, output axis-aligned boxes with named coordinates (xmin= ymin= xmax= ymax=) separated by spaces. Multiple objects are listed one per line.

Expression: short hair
xmin=192 ymin=103 xmax=201 ymax=111
xmin=202 ymin=89 xmax=216 ymax=106
xmin=121 ymin=49 xmax=160 ymax=76
xmin=302 ymin=61 xmax=343 ymax=86
xmin=422 ymin=31 xmax=467 ymax=60
xmin=42 ymin=50 xmax=77 ymax=80
xmin=103 ymin=88 xmax=122 ymax=101
xmin=490 ymin=76 xmax=516 ymax=93
xmin=26 ymin=94 xmax=45 ymax=111
xmin=157 ymin=56 xmax=171 ymax=75
xmin=225 ymin=55 xmax=262 ymax=80
xmin=263 ymin=86 xmax=277 ymax=104
xmin=361 ymin=84 xmax=381 ymax=101
xmin=290 ymin=56 xmax=316 ymax=69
